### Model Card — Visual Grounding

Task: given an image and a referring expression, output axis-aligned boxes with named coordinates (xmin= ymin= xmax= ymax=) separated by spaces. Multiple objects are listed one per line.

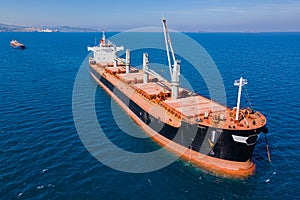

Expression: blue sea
xmin=0 ymin=31 xmax=299 ymax=199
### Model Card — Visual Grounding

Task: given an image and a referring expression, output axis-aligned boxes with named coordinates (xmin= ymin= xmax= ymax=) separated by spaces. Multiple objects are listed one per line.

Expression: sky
xmin=0 ymin=0 xmax=299 ymax=32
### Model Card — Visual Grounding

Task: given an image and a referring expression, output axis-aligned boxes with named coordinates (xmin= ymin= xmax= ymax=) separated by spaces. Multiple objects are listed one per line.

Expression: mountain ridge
xmin=0 ymin=23 xmax=99 ymax=32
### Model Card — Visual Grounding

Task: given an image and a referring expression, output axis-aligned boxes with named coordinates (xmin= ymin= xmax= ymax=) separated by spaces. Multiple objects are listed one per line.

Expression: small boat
xmin=10 ymin=40 xmax=25 ymax=49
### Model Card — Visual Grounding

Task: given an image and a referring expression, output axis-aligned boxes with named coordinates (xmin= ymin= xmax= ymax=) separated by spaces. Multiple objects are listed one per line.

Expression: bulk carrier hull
xmin=89 ymin=65 xmax=264 ymax=178
xmin=87 ymin=19 xmax=267 ymax=178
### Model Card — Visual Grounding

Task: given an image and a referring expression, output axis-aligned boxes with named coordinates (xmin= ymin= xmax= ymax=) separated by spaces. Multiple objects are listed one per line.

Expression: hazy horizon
xmin=1 ymin=0 xmax=299 ymax=32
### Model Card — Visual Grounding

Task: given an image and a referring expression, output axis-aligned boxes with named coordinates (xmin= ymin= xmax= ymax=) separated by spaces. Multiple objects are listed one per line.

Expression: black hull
xmin=11 ymin=45 xmax=25 ymax=50
xmin=90 ymin=67 xmax=263 ymax=162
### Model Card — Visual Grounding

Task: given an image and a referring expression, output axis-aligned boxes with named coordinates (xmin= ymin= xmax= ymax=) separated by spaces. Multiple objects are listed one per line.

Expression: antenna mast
xmin=162 ymin=17 xmax=180 ymax=100
xmin=234 ymin=77 xmax=248 ymax=122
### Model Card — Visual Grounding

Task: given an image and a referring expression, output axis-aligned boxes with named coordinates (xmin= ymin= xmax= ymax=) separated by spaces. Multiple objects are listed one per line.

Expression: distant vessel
xmin=10 ymin=40 xmax=25 ymax=49
xmin=88 ymin=18 xmax=268 ymax=178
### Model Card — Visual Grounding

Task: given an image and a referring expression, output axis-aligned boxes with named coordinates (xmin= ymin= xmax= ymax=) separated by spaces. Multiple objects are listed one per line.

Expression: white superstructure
xmin=88 ymin=32 xmax=124 ymax=65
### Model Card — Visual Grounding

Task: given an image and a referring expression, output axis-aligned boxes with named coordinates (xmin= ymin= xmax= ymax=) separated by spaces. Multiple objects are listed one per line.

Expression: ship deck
xmin=91 ymin=64 xmax=266 ymax=131
xmin=163 ymin=96 xmax=225 ymax=118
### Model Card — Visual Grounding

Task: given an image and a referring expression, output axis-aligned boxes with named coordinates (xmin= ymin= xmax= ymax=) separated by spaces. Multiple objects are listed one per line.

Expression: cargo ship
xmin=10 ymin=40 xmax=25 ymax=49
xmin=88 ymin=18 xmax=268 ymax=178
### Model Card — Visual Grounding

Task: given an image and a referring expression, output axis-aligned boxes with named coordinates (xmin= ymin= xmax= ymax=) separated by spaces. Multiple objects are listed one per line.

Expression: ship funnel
xmin=162 ymin=17 xmax=180 ymax=100
xmin=143 ymin=53 xmax=149 ymax=83
xmin=126 ymin=49 xmax=130 ymax=74
xmin=100 ymin=31 xmax=105 ymax=46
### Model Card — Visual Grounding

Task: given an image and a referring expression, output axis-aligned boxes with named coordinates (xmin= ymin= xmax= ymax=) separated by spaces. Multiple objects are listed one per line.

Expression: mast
xmin=234 ymin=77 xmax=248 ymax=121
xmin=126 ymin=49 xmax=130 ymax=74
xmin=143 ymin=53 xmax=149 ymax=83
xmin=113 ymin=45 xmax=117 ymax=67
xmin=162 ymin=17 xmax=180 ymax=100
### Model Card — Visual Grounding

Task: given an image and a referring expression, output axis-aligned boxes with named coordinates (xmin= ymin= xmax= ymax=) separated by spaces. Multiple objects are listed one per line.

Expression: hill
xmin=0 ymin=23 xmax=99 ymax=32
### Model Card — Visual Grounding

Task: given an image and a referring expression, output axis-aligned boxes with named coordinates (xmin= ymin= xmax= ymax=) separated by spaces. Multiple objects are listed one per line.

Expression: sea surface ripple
xmin=0 ymin=32 xmax=299 ymax=199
